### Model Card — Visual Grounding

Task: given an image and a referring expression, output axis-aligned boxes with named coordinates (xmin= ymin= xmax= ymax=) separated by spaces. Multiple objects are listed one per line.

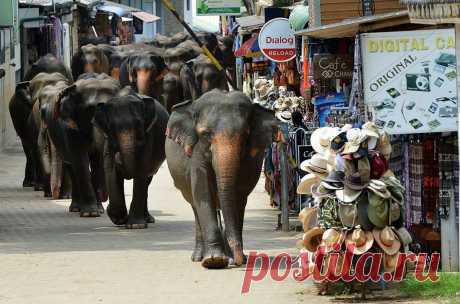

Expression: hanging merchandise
xmin=313 ymin=93 xmax=347 ymax=127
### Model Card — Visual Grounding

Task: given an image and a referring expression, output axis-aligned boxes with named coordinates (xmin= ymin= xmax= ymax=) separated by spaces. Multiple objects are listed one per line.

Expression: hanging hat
xmin=321 ymin=170 xmax=345 ymax=190
xmin=373 ymin=226 xmax=401 ymax=255
xmin=377 ymin=131 xmax=392 ymax=158
xmin=382 ymin=176 xmax=405 ymax=203
xmin=311 ymin=127 xmax=336 ymax=155
xmin=389 ymin=200 xmax=401 ymax=224
xmin=362 ymin=122 xmax=380 ymax=150
xmin=370 ymin=152 xmax=389 ymax=179
xmin=342 ymin=128 xmax=368 ymax=155
xmin=383 ymin=252 xmax=400 ymax=273
xmin=319 ymin=228 xmax=345 ymax=253
xmin=367 ymin=192 xmax=390 ymax=228
xmin=393 ymin=227 xmax=413 ymax=247
xmin=299 ymin=207 xmax=318 ymax=232
xmin=276 ymin=111 xmax=292 ymax=123
xmin=338 ymin=202 xmax=357 ymax=228
xmin=345 ymin=226 xmax=374 ymax=255
xmin=311 ymin=183 xmax=334 ymax=199
xmin=356 ymin=195 xmax=374 ymax=231
xmin=368 ymin=180 xmax=392 ymax=199
xmin=300 ymin=154 xmax=328 ymax=178
xmin=344 ymin=172 xmax=369 ymax=191
xmin=303 ymin=227 xmax=324 ymax=252
xmin=336 ymin=186 xmax=363 ymax=203
xmin=330 ymin=131 xmax=348 ymax=153
xmin=297 ymin=174 xmax=320 ymax=195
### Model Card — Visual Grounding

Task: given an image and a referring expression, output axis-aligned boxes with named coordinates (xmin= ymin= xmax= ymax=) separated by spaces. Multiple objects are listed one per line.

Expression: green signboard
xmin=197 ymin=0 xmax=241 ymax=16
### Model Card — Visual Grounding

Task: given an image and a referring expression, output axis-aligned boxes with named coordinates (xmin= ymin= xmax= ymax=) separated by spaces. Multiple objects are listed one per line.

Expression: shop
xmin=294 ymin=10 xmax=460 ymax=272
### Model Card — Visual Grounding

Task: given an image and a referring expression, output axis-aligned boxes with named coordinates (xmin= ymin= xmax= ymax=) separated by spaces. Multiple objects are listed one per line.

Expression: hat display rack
xmin=296 ymin=122 xmax=414 ymax=291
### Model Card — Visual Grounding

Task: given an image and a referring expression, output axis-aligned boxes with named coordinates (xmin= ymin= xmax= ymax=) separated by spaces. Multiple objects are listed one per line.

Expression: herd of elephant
xmin=8 ymin=32 xmax=280 ymax=269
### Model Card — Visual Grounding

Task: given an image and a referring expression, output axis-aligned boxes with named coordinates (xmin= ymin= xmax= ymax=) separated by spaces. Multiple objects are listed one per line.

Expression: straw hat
xmin=300 ymin=154 xmax=328 ymax=178
xmin=345 ymin=227 xmax=374 ymax=255
xmin=276 ymin=111 xmax=292 ymax=123
xmin=373 ymin=226 xmax=401 ymax=255
xmin=299 ymin=207 xmax=318 ymax=232
xmin=319 ymin=228 xmax=346 ymax=254
xmin=297 ymin=174 xmax=320 ymax=195
xmin=383 ymin=252 xmax=400 ymax=273
xmin=311 ymin=127 xmax=337 ymax=155
xmin=303 ymin=227 xmax=324 ymax=252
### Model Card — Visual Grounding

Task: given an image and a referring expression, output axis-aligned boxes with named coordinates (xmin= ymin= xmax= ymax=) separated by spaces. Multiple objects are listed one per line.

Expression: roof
xmin=19 ymin=0 xmax=101 ymax=7
xmin=132 ymin=11 xmax=160 ymax=23
xmin=97 ymin=1 xmax=160 ymax=21
xmin=236 ymin=15 xmax=265 ymax=31
xmin=295 ymin=11 xmax=410 ymax=39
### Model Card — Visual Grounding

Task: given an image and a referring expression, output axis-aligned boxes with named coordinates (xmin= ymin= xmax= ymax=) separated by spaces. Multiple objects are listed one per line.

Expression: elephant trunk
xmin=116 ymin=131 xmax=137 ymax=179
xmin=213 ymin=134 xmax=244 ymax=266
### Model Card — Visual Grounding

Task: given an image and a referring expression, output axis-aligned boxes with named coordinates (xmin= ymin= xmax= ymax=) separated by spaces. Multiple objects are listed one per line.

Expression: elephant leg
xmin=191 ymin=166 xmax=227 ymax=269
xmin=71 ymin=153 xmax=100 ymax=217
xmin=68 ymin=164 xmax=82 ymax=213
xmin=59 ymin=166 xmax=72 ymax=199
xmin=22 ymin=140 xmax=35 ymax=187
xmin=90 ymin=152 xmax=106 ymax=214
xmin=144 ymin=175 xmax=155 ymax=224
xmin=49 ymin=140 xmax=62 ymax=200
xmin=105 ymin=155 xmax=127 ymax=225
xmin=191 ymin=207 xmax=205 ymax=262
xmin=126 ymin=176 xmax=149 ymax=229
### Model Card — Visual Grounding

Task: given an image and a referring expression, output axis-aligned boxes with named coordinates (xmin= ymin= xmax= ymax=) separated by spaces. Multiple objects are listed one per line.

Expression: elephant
xmin=93 ymin=89 xmax=169 ymax=228
xmin=165 ymin=89 xmax=279 ymax=268
xmin=42 ymin=73 xmax=119 ymax=217
xmin=119 ymin=51 xmax=168 ymax=101
xmin=71 ymin=44 xmax=110 ymax=80
xmin=9 ymin=55 xmax=72 ymax=188
xmin=149 ymin=32 xmax=189 ymax=49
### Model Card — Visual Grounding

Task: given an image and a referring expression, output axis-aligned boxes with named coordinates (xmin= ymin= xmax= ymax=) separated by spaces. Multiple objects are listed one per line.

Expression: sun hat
xmin=382 ymin=176 xmax=405 ymax=203
xmin=300 ymin=154 xmax=329 ymax=178
xmin=338 ymin=202 xmax=357 ymax=228
xmin=297 ymin=174 xmax=320 ymax=195
xmin=336 ymin=186 xmax=363 ymax=204
xmin=368 ymin=180 xmax=392 ymax=199
xmin=393 ymin=227 xmax=413 ymax=247
xmin=367 ymin=192 xmax=390 ymax=228
xmin=356 ymin=195 xmax=374 ymax=231
xmin=345 ymin=226 xmax=374 ymax=255
xmin=377 ymin=131 xmax=392 ymax=158
xmin=362 ymin=122 xmax=380 ymax=150
xmin=303 ymin=227 xmax=324 ymax=252
xmin=319 ymin=228 xmax=346 ymax=253
xmin=299 ymin=207 xmax=318 ymax=232
xmin=389 ymin=200 xmax=401 ymax=224
xmin=344 ymin=172 xmax=370 ymax=191
xmin=342 ymin=128 xmax=368 ymax=155
xmin=321 ymin=170 xmax=345 ymax=191
xmin=311 ymin=183 xmax=334 ymax=199
xmin=383 ymin=252 xmax=400 ymax=273
xmin=373 ymin=226 xmax=401 ymax=255
xmin=276 ymin=111 xmax=292 ymax=123
xmin=311 ymin=127 xmax=337 ymax=155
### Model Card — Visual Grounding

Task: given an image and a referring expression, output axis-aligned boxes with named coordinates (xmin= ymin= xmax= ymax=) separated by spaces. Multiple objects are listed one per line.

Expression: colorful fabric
xmin=422 ymin=138 xmax=439 ymax=225
xmin=438 ymin=135 xmax=459 ymax=224
xmin=318 ymin=197 xmax=342 ymax=229
xmin=408 ymin=141 xmax=424 ymax=225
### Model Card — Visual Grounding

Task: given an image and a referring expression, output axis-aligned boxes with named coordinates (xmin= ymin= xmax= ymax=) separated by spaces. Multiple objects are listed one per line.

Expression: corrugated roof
xmin=236 ymin=15 xmax=265 ymax=30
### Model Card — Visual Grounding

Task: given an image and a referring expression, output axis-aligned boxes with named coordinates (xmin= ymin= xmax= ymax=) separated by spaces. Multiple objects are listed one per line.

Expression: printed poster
xmin=361 ymin=29 xmax=458 ymax=134
xmin=197 ymin=0 xmax=241 ymax=16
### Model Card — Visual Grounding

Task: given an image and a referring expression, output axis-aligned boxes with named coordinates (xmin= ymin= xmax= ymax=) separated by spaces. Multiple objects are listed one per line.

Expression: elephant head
xmin=71 ymin=44 xmax=110 ymax=80
xmin=167 ymin=89 xmax=279 ymax=265
xmin=93 ymin=92 xmax=158 ymax=179
xmin=54 ymin=73 xmax=120 ymax=142
xmin=127 ymin=52 xmax=168 ymax=99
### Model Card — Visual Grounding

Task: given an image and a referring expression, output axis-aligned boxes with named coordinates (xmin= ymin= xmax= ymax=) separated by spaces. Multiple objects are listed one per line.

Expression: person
xmin=291 ymin=111 xmax=306 ymax=130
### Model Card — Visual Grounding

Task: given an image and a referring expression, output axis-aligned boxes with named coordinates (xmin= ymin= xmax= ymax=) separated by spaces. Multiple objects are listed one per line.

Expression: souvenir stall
xmin=295 ymin=13 xmax=459 ymax=272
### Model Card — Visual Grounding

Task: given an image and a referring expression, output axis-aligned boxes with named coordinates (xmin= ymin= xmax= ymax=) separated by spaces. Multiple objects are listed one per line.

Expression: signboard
xmin=197 ymin=0 xmax=241 ymax=16
xmin=258 ymin=18 xmax=296 ymax=62
xmin=313 ymin=54 xmax=353 ymax=80
xmin=362 ymin=29 xmax=458 ymax=134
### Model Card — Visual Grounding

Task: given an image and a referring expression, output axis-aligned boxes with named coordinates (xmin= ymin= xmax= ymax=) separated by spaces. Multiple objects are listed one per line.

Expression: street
xmin=0 ymin=150 xmax=310 ymax=304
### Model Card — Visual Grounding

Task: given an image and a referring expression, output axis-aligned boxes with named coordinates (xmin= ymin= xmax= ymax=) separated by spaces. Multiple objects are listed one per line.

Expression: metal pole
xmin=280 ymin=142 xmax=290 ymax=232
xmin=159 ymin=0 xmax=236 ymax=89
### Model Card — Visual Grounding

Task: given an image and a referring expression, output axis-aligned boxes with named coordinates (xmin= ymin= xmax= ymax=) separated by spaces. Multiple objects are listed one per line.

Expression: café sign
xmin=258 ymin=18 xmax=296 ymax=62
xmin=313 ymin=54 xmax=353 ymax=80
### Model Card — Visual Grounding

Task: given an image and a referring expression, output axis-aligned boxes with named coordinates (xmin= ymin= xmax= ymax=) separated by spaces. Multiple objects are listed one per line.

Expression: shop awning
xmin=97 ymin=1 xmax=160 ymax=22
xmin=19 ymin=0 xmax=101 ymax=7
xmin=234 ymin=34 xmax=262 ymax=57
xmin=294 ymin=11 xmax=410 ymax=39
xmin=236 ymin=15 xmax=265 ymax=32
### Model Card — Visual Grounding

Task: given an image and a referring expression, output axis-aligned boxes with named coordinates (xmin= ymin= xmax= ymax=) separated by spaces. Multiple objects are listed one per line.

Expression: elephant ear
xmin=93 ymin=102 xmax=110 ymax=134
xmin=248 ymin=104 xmax=280 ymax=154
xmin=53 ymin=84 xmax=77 ymax=120
xmin=166 ymin=100 xmax=197 ymax=156
xmin=136 ymin=94 xmax=157 ymax=133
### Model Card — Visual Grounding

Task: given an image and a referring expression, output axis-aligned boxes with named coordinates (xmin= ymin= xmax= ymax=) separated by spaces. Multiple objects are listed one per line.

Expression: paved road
xmin=0 ymin=151 xmax=315 ymax=304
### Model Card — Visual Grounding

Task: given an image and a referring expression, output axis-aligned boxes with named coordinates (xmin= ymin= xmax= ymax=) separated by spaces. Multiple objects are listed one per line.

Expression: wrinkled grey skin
xmin=9 ymin=55 xmax=72 ymax=189
xmin=165 ymin=90 xmax=279 ymax=269
xmin=43 ymin=73 xmax=119 ymax=217
xmin=94 ymin=89 xmax=169 ymax=229
xmin=71 ymin=44 xmax=110 ymax=80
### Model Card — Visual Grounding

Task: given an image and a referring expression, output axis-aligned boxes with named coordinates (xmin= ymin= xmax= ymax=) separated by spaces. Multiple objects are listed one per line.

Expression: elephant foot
xmin=107 ymin=205 xmax=128 ymax=226
xmin=125 ymin=217 xmax=148 ymax=229
xmin=228 ymin=253 xmax=248 ymax=266
xmin=145 ymin=211 xmax=155 ymax=224
xmin=44 ymin=189 xmax=52 ymax=198
xmin=34 ymin=184 xmax=44 ymax=191
xmin=60 ymin=192 xmax=71 ymax=200
xmin=201 ymin=247 xmax=228 ymax=269
xmin=97 ymin=202 xmax=105 ymax=214
xmin=22 ymin=180 xmax=34 ymax=188
xmin=69 ymin=201 xmax=80 ymax=213
xmin=79 ymin=204 xmax=100 ymax=218
xmin=191 ymin=244 xmax=204 ymax=262
xmin=97 ymin=190 xmax=108 ymax=203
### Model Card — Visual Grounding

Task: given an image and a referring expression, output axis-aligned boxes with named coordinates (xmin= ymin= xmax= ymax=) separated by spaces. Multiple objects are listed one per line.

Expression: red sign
xmin=258 ymin=18 xmax=296 ymax=62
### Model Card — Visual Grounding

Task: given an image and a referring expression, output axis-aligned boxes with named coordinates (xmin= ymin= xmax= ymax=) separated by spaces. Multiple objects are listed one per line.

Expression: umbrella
xmin=234 ymin=34 xmax=262 ymax=58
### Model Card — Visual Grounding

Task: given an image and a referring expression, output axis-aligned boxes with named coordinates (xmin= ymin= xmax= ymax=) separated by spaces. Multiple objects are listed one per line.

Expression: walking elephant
xmin=71 ymin=44 xmax=110 ymax=80
xmin=165 ymin=89 xmax=279 ymax=268
xmin=42 ymin=73 xmax=119 ymax=217
xmin=93 ymin=89 xmax=169 ymax=228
